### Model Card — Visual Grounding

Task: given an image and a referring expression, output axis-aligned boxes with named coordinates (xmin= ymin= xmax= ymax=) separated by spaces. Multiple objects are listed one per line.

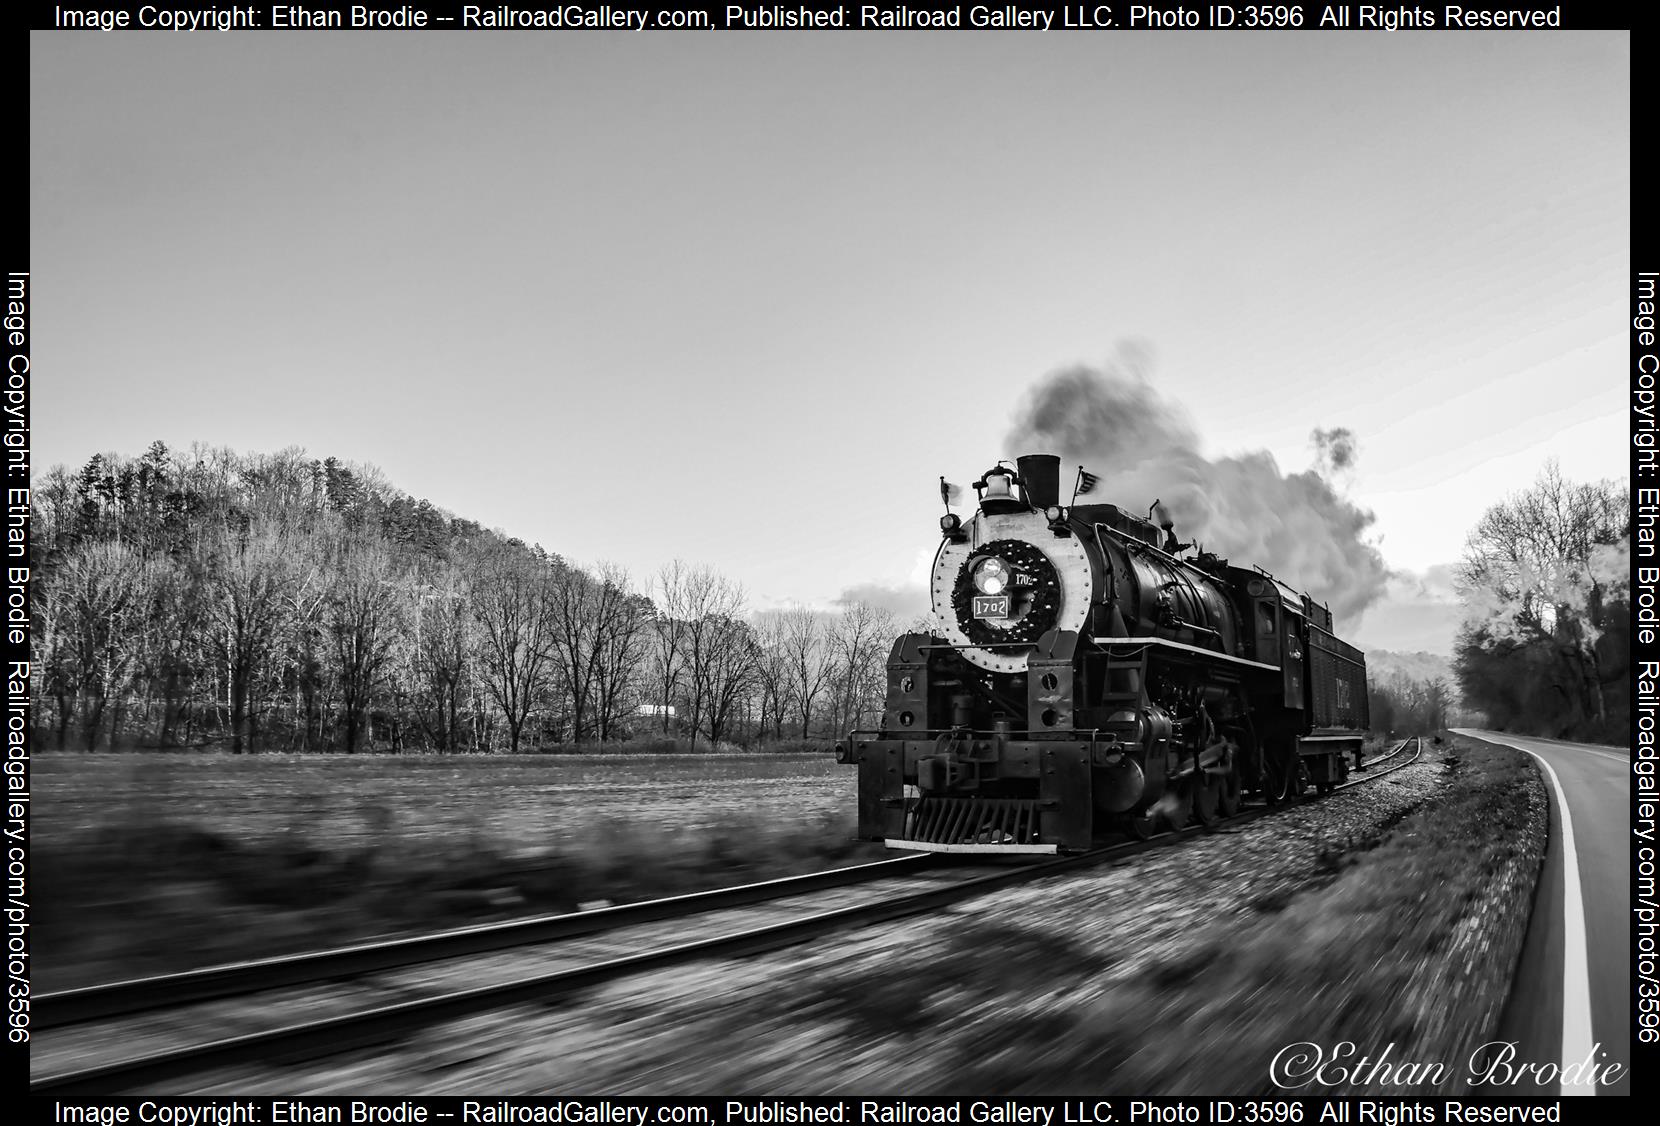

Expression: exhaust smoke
xmin=1006 ymin=358 xmax=1389 ymax=628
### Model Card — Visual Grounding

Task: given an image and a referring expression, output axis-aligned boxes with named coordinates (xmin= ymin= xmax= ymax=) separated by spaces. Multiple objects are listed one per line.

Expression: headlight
xmin=940 ymin=513 xmax=961 ymax=534
xmin=1044 ymin=506 xmax=1063 ymax=522
xmin=972 ymin=557 xmax=1009 ymax=595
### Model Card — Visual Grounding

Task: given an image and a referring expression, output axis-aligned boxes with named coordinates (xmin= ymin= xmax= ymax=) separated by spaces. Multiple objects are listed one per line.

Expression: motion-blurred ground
xmin=41 ymin=735 xmax=1547 ymax=1094
xmin=35 ymin=751 xmax=861 ymax=991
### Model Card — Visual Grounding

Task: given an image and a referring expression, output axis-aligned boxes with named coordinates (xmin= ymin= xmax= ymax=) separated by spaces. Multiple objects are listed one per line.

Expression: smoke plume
xmin=1005 ymin=358 xmax=1389 ymax=629
xmin=1311 ymin=427 xmax=1357 ymax=476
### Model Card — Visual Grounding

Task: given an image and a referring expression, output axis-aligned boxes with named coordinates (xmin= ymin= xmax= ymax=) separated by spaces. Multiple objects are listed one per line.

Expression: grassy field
xmin=33 ymin=751 xmax=866 ymax=991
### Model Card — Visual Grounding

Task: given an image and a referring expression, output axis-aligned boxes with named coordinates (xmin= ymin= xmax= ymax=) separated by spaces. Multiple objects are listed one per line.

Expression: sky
xmin=29 ymin=30 xmax=1630 ymax=656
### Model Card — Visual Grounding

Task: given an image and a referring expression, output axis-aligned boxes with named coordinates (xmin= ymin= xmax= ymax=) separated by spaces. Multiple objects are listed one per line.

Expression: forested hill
xmin=31 ymin=442 xmax=896 ymax=756
xmin=35 ymin=442 xmax=492 ymax=565
xmin=1366 ymin=650 xmax=1454 ymax=690
xmin=31 ymin=442 xmax=548 ymax=755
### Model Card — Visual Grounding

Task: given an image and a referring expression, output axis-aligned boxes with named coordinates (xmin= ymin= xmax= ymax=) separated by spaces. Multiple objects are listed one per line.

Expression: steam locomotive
xmin=835 ymin=453 xmax=1369 ymax=852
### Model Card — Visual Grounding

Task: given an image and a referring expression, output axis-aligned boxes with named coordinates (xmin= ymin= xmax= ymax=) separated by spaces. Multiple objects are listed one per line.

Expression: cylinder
xmin=1017 ymin=453 xmax=1061 ymax=509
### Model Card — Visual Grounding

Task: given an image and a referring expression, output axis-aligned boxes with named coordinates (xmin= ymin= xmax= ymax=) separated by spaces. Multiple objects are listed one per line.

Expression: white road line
xmin=1468 ymin=733 xmax=1597 ymax=1096
xmin=1575 ymin=748 xmax=1630 ymax=765
xmin=1457 ymin=730 xmax=1628 ymax=765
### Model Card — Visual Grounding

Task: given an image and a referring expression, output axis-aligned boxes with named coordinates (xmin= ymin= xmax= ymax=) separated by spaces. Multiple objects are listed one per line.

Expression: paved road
xmin=1450 ymin=729 xmax=1630 ymax=1097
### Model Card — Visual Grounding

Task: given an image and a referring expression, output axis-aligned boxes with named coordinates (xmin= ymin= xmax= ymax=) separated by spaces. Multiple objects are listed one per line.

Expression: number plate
xmin=972 ymin=595 xmax=1010 ymax=619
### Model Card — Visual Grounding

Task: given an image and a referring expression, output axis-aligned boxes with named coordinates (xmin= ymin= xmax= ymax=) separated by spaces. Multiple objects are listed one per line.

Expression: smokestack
xmin=1017 ymin=453 xmax=1060 ymax=510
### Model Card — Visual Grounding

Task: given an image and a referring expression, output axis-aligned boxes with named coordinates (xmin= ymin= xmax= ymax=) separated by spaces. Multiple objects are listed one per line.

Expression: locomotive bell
xmin=982 ymin=470 xmax=1015 ymax=503
xmin=977 ymin=466 xmax=1029 ymax=515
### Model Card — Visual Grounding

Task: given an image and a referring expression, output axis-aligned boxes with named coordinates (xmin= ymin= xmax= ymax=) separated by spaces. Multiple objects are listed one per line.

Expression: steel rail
xmin=36 ymin=852 xmax=934 ymax=1031
xmin=1359 ymin=736 xmax=1418 ymax=771
xmin=1345 ymin=735 xmax=1420 ymax=780
xmin=29 ymin=842 xmax=1149 ymax=1094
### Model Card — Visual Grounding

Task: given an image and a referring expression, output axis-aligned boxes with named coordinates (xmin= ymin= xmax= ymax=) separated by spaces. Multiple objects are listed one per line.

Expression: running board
xmin=884 ymin=840 xmax=1059 ymax=854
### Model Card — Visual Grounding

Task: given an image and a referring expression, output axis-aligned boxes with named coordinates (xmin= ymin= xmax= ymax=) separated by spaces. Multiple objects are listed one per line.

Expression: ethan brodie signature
xmin=1270 ymin=1041 xmax=1625 ymax=1089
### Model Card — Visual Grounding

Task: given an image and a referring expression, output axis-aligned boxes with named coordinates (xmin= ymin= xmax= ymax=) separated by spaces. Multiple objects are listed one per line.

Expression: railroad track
xmin=31 ymin=736 xmax=1423 ymax=1095
xmin=1365 ymin=735 xmax=1418 ymax=768
xmin=37 ymin=852 xmax=938 ymax=1030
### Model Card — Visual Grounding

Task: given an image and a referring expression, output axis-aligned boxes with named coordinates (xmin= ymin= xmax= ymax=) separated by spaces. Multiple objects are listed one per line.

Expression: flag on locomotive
xmin=835 ymin=453 xmax=1369 ymax=852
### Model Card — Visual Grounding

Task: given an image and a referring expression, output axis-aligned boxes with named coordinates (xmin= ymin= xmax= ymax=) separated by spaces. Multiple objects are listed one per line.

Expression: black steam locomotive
xmin=836 ymin=453 xmax=1369 ymax=852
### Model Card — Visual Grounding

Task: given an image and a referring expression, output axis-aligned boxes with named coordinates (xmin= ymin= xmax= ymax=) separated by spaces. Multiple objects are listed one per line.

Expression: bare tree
xmin=142 ymin=556 xmax=207 ymax=748
xmin=203 ymin=518 xmax=299 ymax=753
xmin=749 ymin=611 xmax=792 ymax=743
xmin=646 ymin=560 xmax=692 ymax=735
xmin=45 ymin=540 xmax=152 ymax=749
xmin=279 ymin=535 xmax=331 ymax=751
xmin=470 ymin=543 xmax=558 ymax=752
xmin=325 ymin=540 xmax=402 ymax=753
xmin=591 ymin=563 xmax=650 ymax=742
xmin=541 ymin=560 xmax=648 ymax=744
xmin=676 ymin=567 xmax=749 ymax=750
xmin=781 ymin=606 xmax=834 ymax=739
xmin=1457 ymin=462 xmax=1628 ymax=732
xmin=697 ymin=615 xmax=761 ymax=747
xmin=404 ymin=565 xmax=475 ymax=751
xmin=827 ymin=600 xmax=896 ymax=738
xmin=544 ymin=562 xmax=601 ymax=743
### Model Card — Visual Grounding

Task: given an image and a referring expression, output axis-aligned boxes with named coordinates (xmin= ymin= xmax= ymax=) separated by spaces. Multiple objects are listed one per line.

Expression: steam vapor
xmin=1005 ymin=358 xmax=1389 ymax=628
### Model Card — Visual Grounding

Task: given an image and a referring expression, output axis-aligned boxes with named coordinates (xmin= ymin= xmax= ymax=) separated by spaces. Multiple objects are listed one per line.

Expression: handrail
xmin=840 ymin=727 xmax=1117 ymax=744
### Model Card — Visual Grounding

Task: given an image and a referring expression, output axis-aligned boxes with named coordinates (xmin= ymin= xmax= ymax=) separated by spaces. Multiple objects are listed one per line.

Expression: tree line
xmin=1452 ymin=462 xmax=1630 ymax=744
xmin=41 ymin=446 xmax=1618 ymax=752
xmin=1367 ymin=672 xmax=1453 ymax=736
xmin=31 ymin=443 xmax=896 ymax=754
